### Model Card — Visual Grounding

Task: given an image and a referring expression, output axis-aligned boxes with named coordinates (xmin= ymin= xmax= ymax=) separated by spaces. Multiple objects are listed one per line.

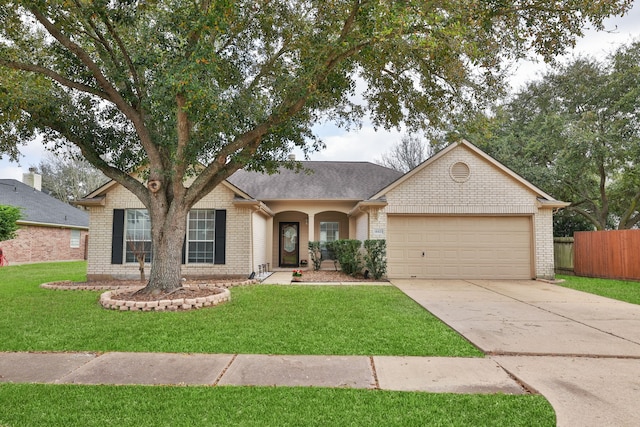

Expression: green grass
xmin=0 ymin=261 xmax=481 ymax=356
xmin=558 ymin=275 xmax=640 ymax=305
xmin=0 ymin=262 xmax=556 ymax=425
xmin=0 ymin=384 xmax=555 ymax=427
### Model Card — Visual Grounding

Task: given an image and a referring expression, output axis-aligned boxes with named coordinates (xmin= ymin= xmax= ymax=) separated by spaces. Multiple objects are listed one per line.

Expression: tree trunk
xmin=139 ymin=205 xmax=188 ymax=295
xmin=136 ymin=254 xmax=145 ymax=283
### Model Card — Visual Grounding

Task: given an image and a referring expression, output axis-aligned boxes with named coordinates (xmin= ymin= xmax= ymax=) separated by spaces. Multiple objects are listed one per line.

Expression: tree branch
xmin=0 ymin=59 xmax=109 ymax=100
xmin=28 ymin=7 xmax=162 ymax=169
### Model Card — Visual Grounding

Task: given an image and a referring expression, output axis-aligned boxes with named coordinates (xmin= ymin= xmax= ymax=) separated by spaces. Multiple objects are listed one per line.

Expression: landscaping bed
xmin=286 ymin=269 xmax=382 ymax=282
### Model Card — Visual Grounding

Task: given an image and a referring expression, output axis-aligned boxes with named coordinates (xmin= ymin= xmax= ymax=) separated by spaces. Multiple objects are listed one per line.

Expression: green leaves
xmin=1 ymin=0 xmax=631 ymax=185
xmin=0 ymin=204 xmax=21 ymax=242
xmin=0 ymin=1 xmax=633 ymax=289
xmin=451 ymin=42 xmax=640 ymax=233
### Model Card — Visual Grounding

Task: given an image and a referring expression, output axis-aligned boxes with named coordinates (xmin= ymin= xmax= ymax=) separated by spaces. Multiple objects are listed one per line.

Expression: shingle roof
xmin=0 ymin=179 xmax=89 ymax=228
xmin=227 ymin=161 xmax=403 ymax=200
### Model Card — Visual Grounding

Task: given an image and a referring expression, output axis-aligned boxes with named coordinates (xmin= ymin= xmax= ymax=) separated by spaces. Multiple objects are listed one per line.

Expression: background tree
xmin=451 ymin=43 xmax=640 ymax=233
xmin=34 ymin=149 xmax=107 ymax=204
xmin=375 ymin=134 xmax=435 ymax=173
xmin=0 ymin=204 xmax=21 ymax=242
xmin=0 ymin=1 xmax=631 ymax=293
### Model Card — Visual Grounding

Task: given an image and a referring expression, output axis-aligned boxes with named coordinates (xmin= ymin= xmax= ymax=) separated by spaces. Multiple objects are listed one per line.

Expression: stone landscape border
xmin=41 ymin=279 xmax=257 ymax=312
xmin=99 ymin=287 xmax=231 ymax=312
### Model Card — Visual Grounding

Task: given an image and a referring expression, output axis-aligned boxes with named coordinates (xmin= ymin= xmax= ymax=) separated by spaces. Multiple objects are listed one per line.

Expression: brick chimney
xmin=22 ymin=167 xmax=42 ymax=191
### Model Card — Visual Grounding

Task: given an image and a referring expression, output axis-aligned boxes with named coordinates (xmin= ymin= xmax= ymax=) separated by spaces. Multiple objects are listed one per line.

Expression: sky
xmin=1 ymin=3 xmax=639 ymax=180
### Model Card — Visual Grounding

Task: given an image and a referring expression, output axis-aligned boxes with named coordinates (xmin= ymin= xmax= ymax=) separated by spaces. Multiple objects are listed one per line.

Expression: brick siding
xmin=1 ymin=225 xmax=88 ymax=264
xmin=86 ymin=182 xmax=252 ymax=280
xmin=380 ymin=144 xmax=556 ymax=279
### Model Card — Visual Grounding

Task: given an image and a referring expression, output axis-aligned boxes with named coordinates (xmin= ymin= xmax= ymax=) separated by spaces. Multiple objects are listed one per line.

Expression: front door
xmin=279 ymin=222 xmax=299 ymax=267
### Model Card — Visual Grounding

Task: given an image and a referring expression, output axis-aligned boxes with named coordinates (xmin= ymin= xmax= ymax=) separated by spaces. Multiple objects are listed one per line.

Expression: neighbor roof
xmin=227 ymin=161 xmax=403 ymax=200
xmin=0 ymin=179 xmax=89 ymax=228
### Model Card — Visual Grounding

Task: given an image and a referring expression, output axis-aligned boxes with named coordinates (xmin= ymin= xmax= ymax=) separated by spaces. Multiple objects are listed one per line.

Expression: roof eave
xmin=232 ymin=199 xmax=275 ymax=217
xmin=17 ymin=220 xmax=89 ymax=230
xmin=537 ymin=198 xmax=571 ymax=209
xmin=74 ymin=196 xmax=106 ymax=207
xmin=347 ymin=199 xmax=388 ymax=216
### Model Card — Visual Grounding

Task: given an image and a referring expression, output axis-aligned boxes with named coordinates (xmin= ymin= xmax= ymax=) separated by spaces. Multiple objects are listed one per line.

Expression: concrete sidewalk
xmin=0 ymin=351 xmax=525 ymax=395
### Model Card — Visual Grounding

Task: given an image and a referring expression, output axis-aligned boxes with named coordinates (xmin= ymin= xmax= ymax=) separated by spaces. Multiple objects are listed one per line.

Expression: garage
xmin=387 ymin=216 xmax=533 ymax=279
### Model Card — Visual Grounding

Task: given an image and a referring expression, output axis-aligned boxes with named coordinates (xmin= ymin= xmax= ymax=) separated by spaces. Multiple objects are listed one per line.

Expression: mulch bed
xmin=294 ymin=270 xmax=383 ymax=282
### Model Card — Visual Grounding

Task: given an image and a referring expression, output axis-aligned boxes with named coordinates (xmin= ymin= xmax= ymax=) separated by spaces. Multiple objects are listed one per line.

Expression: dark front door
xmin=279 ymin=222 xmax=299 ymax=267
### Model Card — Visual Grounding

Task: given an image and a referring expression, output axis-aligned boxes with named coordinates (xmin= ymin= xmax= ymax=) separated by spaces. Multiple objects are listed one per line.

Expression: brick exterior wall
xmin=534 ymin=209 xmax=555 ymax=279
xmin=84 ymin=142 xmax=558 ymax=280
xmin=378 ymin=143 xmax=556 ymax=279
xmin=86 ymin=182 xmax=253 ymax=280
xmin=384 ymin=145 xmax=538 ymax=214
xmin=1 ymin=225 xmax=88 ymax=264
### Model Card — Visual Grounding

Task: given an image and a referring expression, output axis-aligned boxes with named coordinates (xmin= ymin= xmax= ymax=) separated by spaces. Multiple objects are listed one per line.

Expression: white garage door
xmin=387 ymin=216 xmax=532 ymax=279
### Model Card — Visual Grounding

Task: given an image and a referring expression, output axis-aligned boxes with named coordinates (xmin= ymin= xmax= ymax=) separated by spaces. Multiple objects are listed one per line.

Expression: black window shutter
xmin=214 ymin=210 xmax=226 ymax=264
xmin=111 ymin=209 xmax=125 ymax=264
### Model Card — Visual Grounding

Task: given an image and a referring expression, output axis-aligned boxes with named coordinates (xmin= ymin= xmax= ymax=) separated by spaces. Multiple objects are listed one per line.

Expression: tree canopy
xmin=0 ymin=204 xmax=21 ymax=242
xmin=0 ymin=0 xmax=632 ymax=291
xmin=448 ymin=42 xmax=640 ymax=233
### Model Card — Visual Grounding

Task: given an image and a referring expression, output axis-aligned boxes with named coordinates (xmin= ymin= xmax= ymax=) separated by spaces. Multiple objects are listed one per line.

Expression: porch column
xmin=307 ymin=213 xmax=315 ymax=242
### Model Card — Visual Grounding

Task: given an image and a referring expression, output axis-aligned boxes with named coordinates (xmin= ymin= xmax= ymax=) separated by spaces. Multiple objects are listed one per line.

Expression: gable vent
xmin=450 ymin=162 xmax=470 ymax=182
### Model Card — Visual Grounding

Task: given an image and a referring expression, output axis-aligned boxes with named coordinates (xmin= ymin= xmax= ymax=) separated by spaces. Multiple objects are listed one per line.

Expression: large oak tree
xmin=0 ymin=0 xmax=632 ymax=292
xmin=448 ymin=42 xmax=640 ymax=232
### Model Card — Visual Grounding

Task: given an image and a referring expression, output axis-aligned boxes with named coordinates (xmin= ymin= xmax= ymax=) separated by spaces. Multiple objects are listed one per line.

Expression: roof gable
xmin=0 ymin=179 xmax=89 ymax=228
xmin=372 ymin=140 xmax=563 ymax=204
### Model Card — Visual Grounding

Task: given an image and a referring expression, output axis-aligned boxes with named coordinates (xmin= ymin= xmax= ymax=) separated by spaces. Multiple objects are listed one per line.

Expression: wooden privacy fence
xmin=574 ymin=230 xmax=640 ymax=281
xmin=554 ymin=237 xmax=574 ymax=275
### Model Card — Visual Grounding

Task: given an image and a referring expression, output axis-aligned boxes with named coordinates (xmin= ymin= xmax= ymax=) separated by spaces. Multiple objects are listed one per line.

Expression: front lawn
xmin=558 ymin=275 xmax=640 ymax=305
xmin=0 ymin=384 xmax=555 ymax=427
xmin=0 ymin=262 xmax=556 ymax=426
xmin=0 ymin=261 xmax=481 ymax=356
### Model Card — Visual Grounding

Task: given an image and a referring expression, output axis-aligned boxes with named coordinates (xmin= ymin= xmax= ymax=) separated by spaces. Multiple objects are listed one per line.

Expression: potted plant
xmin=292 ymin=269 xmax=303 ymax=282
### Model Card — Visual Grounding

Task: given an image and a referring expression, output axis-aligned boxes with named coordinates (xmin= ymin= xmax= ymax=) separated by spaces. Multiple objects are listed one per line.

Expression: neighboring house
xmin=0 ymin=173 xmax=89 ymax=264
xmin=77 ymin=140 xmax=567 ymax=281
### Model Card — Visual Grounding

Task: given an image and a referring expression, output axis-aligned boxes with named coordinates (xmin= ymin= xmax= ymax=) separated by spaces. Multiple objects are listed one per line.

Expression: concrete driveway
xmin=392 ymin=279 xmax=640 ymax=427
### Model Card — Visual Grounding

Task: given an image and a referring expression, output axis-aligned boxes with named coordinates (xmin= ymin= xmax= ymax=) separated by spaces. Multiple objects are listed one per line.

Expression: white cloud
xmin=299 ymin=124 xmax=403 ymax=163
xmin=0 ymin=138 xmax=47 ymax=181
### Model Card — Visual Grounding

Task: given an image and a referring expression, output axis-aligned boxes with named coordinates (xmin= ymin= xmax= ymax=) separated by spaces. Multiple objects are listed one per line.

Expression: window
xmin=70 ymin=229 xmax=81 ymax=248
xmin=320 ymin=222 xmax=340 ymax=243
xmin=320 ymin=222 xmax=339 ymax=259
xmin=125 ymin=209 xmax=152 ymax=263
xmin=119 ymin=208 xmax=218 ymax=265
xmin=187 ymin=209 xmax=215 ymax=263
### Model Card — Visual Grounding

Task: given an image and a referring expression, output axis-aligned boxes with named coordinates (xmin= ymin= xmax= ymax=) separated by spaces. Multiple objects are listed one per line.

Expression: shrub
xmin=0 ymin=205 xmax=21 ymax=242
xmin=328 ymin=239 xmax=362 ymax=276
xmin=363 ymin=239 xmax=387 ymax=279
